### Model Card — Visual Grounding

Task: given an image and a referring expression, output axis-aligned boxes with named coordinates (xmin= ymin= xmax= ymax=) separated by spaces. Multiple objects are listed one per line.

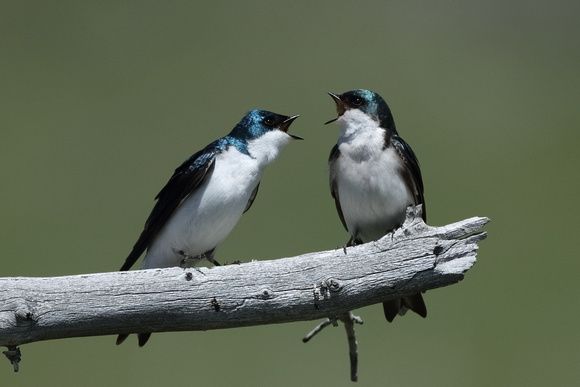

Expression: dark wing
xmin=328 ymin=144 xmax=348 ymax=231
xmin=391 ymin=135 xmax=426 ymax=221
xmin=384 ymin=135 xmax=428 ymax=323
xmin=119 ymin=149 xmax=217 ymax=271
xmin=243 ymin=182 xmax=260 ymax=213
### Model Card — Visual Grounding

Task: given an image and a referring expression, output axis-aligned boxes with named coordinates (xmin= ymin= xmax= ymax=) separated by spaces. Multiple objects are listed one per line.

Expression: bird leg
xmin=177 ymin=249 xmax=221 ymax=267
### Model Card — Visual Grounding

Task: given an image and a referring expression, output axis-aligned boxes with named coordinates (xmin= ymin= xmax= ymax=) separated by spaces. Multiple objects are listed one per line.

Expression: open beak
xmin=324 ymin=92 xmax=347 ymax=125
xmin=280 ymin=115 xmax=303 ymax=140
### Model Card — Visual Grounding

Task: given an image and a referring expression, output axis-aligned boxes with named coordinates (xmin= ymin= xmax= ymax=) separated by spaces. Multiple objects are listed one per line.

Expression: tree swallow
xmin=326 ymin=89 xmax=427 ymax=322
xmin=117 ymin=109 xmax=301 ymax=346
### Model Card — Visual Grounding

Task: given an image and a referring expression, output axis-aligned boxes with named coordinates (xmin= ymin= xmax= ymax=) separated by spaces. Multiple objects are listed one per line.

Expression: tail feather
xmin=138 ymin=333 xmax=152 ymax=347
xmin=383 ymin=293 xmax=427 ymax=322
xmin=116 ymin=332 xmax=152 ymax=346
xmin=116 ymin=334 xmax=129 ymax=345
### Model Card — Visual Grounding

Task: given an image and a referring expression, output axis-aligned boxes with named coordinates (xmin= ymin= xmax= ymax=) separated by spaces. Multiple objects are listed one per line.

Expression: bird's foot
xmin=178 ymin=250 xmax=200 ymax=266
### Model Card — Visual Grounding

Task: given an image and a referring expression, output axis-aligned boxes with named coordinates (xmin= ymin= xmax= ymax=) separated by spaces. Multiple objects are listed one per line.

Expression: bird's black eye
xmin=352 ymin=97 xmax=363 ymax=106
xmin=263 ymin=116 xmax=276 ymax=126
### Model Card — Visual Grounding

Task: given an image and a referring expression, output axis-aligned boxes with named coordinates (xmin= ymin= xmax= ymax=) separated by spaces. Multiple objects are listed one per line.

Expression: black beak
xmin=325 ymin=92 xmax=346 ymax=125
xmin=280 ymin=115 xmax=303 ymax=140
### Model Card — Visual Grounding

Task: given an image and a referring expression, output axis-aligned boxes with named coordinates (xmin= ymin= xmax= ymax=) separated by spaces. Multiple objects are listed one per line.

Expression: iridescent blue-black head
xmin=230 ymin=110 xmax=302 ymax=141
xmin=325 ymin=89 xmax=397 ymax=132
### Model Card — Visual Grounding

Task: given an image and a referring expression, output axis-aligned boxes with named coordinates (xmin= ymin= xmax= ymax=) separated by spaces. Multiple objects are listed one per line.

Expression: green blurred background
xmin=1 ymin=1 xmax=579 ymax=386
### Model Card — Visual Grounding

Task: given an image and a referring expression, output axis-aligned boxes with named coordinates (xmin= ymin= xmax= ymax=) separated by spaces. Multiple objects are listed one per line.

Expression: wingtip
xmin=138 ymin=333 xmax=152 ymax=347
xmin=383 ymin=299 xmax=400 ymax=322
xmin=383 ymin=294 xmax=427 ymax=322
xmin=116 ymin=334 xmax=129 ymax=345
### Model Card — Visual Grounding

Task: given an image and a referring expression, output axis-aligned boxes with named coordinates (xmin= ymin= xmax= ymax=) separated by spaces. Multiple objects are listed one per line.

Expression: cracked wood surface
xmin=0 ymin=206 xmax=488 ymax=347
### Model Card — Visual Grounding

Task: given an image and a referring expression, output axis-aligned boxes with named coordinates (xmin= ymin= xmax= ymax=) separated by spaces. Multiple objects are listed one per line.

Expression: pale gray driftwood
xmin=0 ymin=206 xmax=489 ymax=374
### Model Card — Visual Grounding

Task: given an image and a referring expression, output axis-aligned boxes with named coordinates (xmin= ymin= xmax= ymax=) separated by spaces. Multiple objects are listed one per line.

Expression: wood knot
xmin=210 ymin=297 xmax=220 ymax=312
xmin=256 ymin=289 xmax=272 ymax=300
xmin=15 ymin=308 xmax=34 ymax=324
xmin=313 ymin=279 xmax=342 ymax=303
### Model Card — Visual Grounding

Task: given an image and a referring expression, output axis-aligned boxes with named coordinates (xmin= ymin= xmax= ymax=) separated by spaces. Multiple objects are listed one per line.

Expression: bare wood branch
xmin=0 ymin=206 xmax=488 ymax=371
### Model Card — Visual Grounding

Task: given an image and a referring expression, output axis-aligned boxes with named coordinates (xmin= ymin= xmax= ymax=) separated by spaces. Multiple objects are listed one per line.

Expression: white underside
xmin=141 ymin=131 xmax=293 ymax=269
xmin=332 ymin=110 xmax=415 ymax=242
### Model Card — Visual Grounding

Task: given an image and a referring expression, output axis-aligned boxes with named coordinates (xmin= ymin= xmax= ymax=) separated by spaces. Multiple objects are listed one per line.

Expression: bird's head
xmin=325 ymin=89 xmax=396 ymax=132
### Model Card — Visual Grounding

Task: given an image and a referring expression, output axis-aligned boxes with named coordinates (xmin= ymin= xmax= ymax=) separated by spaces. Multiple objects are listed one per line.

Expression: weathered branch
xmin=0 ymin=206 xmax=488 ymax=374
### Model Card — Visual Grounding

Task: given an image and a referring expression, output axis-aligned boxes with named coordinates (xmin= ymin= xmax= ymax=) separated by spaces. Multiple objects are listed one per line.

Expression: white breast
xmin=141 ymin=130 xmax=295 ymax=269
xmin=141 ymin=147 xmax=262 ymax=269
xmin=333 ymin=110 xmax=414 ymax=242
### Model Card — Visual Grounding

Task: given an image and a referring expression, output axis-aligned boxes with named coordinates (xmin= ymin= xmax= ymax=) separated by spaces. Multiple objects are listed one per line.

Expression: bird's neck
xmin=244 ymin=130 xmax=294 ymax=167
xmin=337 ymin=112 xmax=386 ymax=162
